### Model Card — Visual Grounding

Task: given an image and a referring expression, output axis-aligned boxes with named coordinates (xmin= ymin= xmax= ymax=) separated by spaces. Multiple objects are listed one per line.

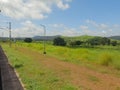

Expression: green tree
xmin=69 ymin=41 xmax=76 ymax=46
xmin=101 ymin=37 xmax=111 ymax=45
xmin=69 ymin=40 xmax=83 ymax=47
xmin=75 ymin=40 xmax=83 ymax=45
xmin=87 ymin=37 xmax=101 ymax=46
xmin=24 ymin=38 xmax=33 ymax=43
xmin=87 ymin=37 xmax=111 ymax=46
xmin=53 ymin=37 xmax=66 ymax=46
xmin=111 ymin=41 xmax=117 ymax=46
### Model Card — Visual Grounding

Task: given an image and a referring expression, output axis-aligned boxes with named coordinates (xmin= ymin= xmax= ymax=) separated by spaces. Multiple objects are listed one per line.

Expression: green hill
xmin=108 ymin=36 xmax=120 ymax=40
xmin=63 ymin=35 xmax=95 ymax=41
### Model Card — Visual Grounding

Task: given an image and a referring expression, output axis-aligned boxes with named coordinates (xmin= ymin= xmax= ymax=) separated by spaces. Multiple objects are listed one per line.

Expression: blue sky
xmin=0 ymin=0 xmax=120 ymax=37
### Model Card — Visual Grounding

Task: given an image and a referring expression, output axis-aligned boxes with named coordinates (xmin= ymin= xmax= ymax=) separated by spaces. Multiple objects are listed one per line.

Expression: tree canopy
xmin=53 ymin=37 xmax=66 ymax=46
xmin=24 ymin=38 xmax=33 ymax=43
xmin=87 ymin=37 xmax=111 ymax=46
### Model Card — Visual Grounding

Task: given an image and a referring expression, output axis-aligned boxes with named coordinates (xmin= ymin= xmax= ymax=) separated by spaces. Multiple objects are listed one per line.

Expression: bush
xmin=24 ymin=38 xmax=33 ymax=43
xmin=99 ymin=53 xmax=112 ymax=66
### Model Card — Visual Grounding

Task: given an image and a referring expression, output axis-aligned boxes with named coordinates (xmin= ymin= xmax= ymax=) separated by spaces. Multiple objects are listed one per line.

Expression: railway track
xmin=0 ymin=46 xmax=24 ymax=90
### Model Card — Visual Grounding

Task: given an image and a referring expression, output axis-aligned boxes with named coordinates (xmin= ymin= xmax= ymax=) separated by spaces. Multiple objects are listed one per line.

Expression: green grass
xmin=14 ymin=42 xmax=120 ymax=70
xmin=1 ymin=42 xmax=120 ymax=89
xmin=2 ymin=44 xmax=77 ymax=90
xmin=99 ymin=53 xmax=113 ymax=66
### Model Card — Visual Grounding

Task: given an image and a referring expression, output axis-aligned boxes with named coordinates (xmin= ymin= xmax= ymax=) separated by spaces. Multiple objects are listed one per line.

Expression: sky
xmin=0 ymin=0 xmax=120 ymax=37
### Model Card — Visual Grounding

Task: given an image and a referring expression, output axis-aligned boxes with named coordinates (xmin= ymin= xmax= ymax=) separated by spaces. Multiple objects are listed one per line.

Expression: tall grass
xmin=99 ymin=53 xmax=112 ymax=66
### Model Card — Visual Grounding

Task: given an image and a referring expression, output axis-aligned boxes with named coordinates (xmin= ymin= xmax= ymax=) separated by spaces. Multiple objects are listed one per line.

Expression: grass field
xmin=2 ymin=44 xmax=78 ymax=90
xmin=1 ymin=42 xmax=120 ymax=90
xmin=15 ymin=42 xmax=120 ymax=69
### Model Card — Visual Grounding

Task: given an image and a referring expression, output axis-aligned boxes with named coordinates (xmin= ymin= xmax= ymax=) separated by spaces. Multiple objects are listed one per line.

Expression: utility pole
xmin=40 ymin=24 xmax=46 ymax=54
xmin=9 ymin=22 xmax=12 ymax=47
xmin=0 ymin=11 xmax=12 ymax=47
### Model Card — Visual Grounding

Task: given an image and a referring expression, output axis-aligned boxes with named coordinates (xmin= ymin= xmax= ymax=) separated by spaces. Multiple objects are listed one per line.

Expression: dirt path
xmin=17 ymin=47 xmax=120 ymax=90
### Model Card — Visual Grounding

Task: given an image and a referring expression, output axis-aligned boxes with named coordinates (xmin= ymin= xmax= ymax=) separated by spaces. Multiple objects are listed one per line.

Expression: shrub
xmin=99 ymin=53 xmax=112 ymax=66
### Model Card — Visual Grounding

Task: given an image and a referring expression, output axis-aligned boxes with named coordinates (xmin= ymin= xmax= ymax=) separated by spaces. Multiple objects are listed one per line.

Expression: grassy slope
xmin=2 ymin=44 xmax=77 ymax=90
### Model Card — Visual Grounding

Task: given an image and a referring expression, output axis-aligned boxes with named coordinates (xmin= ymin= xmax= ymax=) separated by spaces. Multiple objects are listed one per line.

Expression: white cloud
xmin=80 ymin=25 xmax=88 ymax=30
xmin=86 ymin=19 xmax=98 ymax=27
xmin=63 ymin=27 xmax=78 ymax=36
xmin=11 ymin=21 xmax=44 ymax=37
xmin=51 ymin=24 xmax=65 ymax=28
xmin=1 ymin=20 xmax=119 ymax=37
xmin=48 ymin=24 xmax=79 ymax=36
xmin=0 ymin=22 xmax=78 ymax=37
xmin=0 ymin=0 xmax=71 ymax=19
xmin=86 ymin=19 xmax=109 ymax=30
xmin=81 ymin=19 xmax=120 ymax=36
xmin=57 ymin=1 xmax=69 ymax=10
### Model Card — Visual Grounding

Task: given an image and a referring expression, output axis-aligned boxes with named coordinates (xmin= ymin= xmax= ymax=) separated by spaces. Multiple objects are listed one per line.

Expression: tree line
xmin=53 ymin=37 xmax=118 ymax=47
xmin=23 ymin=36 xmax=118 ymax=47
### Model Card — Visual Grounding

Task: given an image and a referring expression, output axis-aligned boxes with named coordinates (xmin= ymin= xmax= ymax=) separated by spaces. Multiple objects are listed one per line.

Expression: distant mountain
xmin=33 ymin=35 xmax=61 ymax=41
xmin=0 ymin=37 xmax=9 ymax=41
xmin=108 ymin=36 xmax=120 ymax=40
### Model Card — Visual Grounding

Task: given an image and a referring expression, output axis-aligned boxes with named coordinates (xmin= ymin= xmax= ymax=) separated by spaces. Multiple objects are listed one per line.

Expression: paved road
xmin=0 ymin=46 xmax=24 ymax=90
